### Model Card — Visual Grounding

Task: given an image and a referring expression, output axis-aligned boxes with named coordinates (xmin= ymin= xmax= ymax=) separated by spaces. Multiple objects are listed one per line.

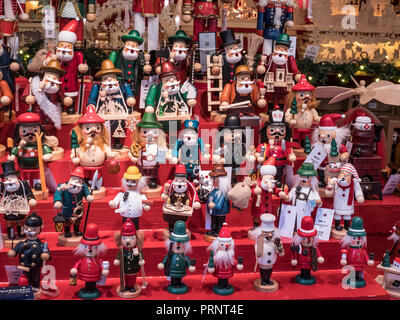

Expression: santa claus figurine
xmin=340 ymin=217 xmax=374 ymax=288
xmin=70 ymin=223 xmax=109 ymax=300
xmin=250 ymin=213 xmax=284 ymax=292
xmin=207 ymin=223 xmax=243 ymax=295
xmin=220 ymin=65 xmax=266 ymax=116
xmin=52 ymin=19 xmax=88 ymax=115
xmin=291 ymin=216 xmax=324 ymax=285
xmin=256 ymin=0 xmax=294 ymax=55
xmin=311 ymin=113 xmax=350 ymax=187
xmin=220 ymin=30 xmax=246 ymax=86
xmin=325 ymin=163 xmax=364 ymax=239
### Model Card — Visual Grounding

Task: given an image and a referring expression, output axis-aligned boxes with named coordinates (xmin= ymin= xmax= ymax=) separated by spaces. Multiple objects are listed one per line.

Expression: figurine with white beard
xmin=325 ymin=164 xmax=364 ymax=239
xmin=23 ymin=59 xmax=73 ymax=137
xmin=168 ymin=30 xmax=192 ymax=84
xmin=207 ymin=223 xmax=243 ymax=295
xmin=220 ymin=30 xmax=246 ymax=86
xmin=0 ymin=161 xmax=36 ymax=241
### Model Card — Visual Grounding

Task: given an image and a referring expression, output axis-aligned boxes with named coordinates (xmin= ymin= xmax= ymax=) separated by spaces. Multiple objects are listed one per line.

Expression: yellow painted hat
xmin=123 ymin=166 xmax=142 ymax=180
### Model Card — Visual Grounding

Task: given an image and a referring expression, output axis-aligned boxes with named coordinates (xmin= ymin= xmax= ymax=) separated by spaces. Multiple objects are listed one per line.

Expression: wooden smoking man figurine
xmin=325 ymin=163 xmax=364 ymax=239
xmin=340 ymin=217 xmax=374 ymax=288
xmin=168 ymin=30 xmax=193 ymax=84
xmin=251 ymin=214 xmax=284 ymax=292
xmin=158 ymin=221 xmax=196 ymax=295
xmin=387 ymin=220 xmax=400 ymax=287
xmin=70 ymin=223 xmax=109 ymax=300
xmin=207 ymin=223 xmax=244 ymax=295
xmin=114 ymin=219 xmax=145 ymax=298
xmin=291 ymin=216 xmax=324 ymax=285
xmin=109 ymin=166 xmax=151 ymax=230
xmin=0 ymin=161 xmax=36 ymax=241
xmin=7 ymin=212 xmax=50 ymax=297
xmin=53 ymin=166 xmax=94 ymax=245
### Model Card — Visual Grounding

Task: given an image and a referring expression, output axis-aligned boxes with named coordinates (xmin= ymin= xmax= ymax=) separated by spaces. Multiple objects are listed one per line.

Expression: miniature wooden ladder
xmin=206 ymin=55 xmax=223 ymax=112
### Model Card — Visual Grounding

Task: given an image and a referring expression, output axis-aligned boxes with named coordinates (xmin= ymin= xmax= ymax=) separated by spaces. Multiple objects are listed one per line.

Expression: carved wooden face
xmin=301 ymin=236 xmax=314 ymax=247
xmin=318 ymin=129 xmax=336 ymax=144
xmin=337 ymin=170 xmax=352 ymax=187
xmin=56 ymin=41 xmax=74 ymax=62
xmin=42 ymin=72 xmax=61 ymax=94
xmin=295 ymin=91 xmax=313 ymax=105
xmin=82 ymin=123 xmax=102 ymax=139
xmin=140 ymin=128 xmax=159 ymax=144
xmin=123 ymin=41 xmax=140 ymax=61
xmin=19 ymin=124 xmax=41 ymax=143
xmin=121 ymin=235 xmax=137 ymax=248
xmin=267 ymin=124 xmax=286 ymax=142
xmin=162 ymin=75 xmax=180 ymax=95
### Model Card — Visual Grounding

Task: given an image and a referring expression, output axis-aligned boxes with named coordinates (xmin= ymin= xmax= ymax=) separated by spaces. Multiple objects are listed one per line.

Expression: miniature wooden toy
xmin=7 ymin=212 xmax=50 ymax=299
xmin=291 ymin=216 xmax=324 ymax=285
xmin=250 ymin=214 xmax=284 ymax=292
xmin=324 ymin=139 xmax=343 ymax=186
xmin=325 ymin=164 xmax=365 ymax=239
xmin=220 ymin=30 xmax=246 ymax=86
xmin=109 ymin=166 xmax=151 ymax=230
xmin=340 ymin=217 xmax=374 ymax=288
xmin=114 ymin=219 xmax=146 ymax=298
xmin=158 ymin=220 xmax=196 ymax=295
xmin=168 ymin=30 xmax=192 ymax=83
xmin=0 ymin=161 xmax=36 ymax=246
xmin=70 ymin=223 xmax=109 ymax=300
xmin=206 ymin=223 xmax=243 ymax=295
xmin=53 ymin=166 xmax=94 ymax=246
xmin=388 ymin=220 xmax=400 ymax=286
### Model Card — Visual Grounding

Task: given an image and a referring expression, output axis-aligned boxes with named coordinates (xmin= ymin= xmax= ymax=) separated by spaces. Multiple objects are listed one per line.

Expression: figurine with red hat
xmin=311 ymin=113 xmax=350 ymax=187
xmin=325 ymin=163 xmax=364 ymax=239
xmin=8 ymin=112 xmax=53 ymax=191
xmin=256 ymin=105 xmax=296 ymax=188
xmin=70 ymin=223 xmax=109 ymax=300
xmin=71 ymin=105 xmax=115 ymax=194
xmin=53 ymin=166 xmax=94 ymax=246
xmin=114 ymin=218 xmax=145 ymax=298
xmin=145 ymin=61 xmax=197 ymax=120
xmin=161 ymin=164 xmax=201 ymax=235
xmin=285 ymin=74 xmax=321 ymax=147
xmin=290 ymin=216 xmax=324 ymax=285
xmin=251 ymin=156 xmax=288 ymax=230
xmin=206 ymin=222 xmax=244 ymax=295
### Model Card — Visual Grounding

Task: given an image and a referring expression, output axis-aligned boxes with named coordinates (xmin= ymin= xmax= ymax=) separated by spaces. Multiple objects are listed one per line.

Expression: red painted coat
xmin=256 ymin=142 xmax=291 ymax=167
xmin=132 ymin=0 xmax=163 ymax=16
xmin=73 ymin=257 xmax=103 ymax=282
xmin=59 ymin=52 xmax=84 ymax=96
xmin=295 ymin=246 xmax=322 ymax=270
xmin=343 ymin=247 xmax=369 ymax=271
xmin=214 ymin=262 xmax=235 ymax=279
xmin=251 ymin=186 xmax=281 ymax=218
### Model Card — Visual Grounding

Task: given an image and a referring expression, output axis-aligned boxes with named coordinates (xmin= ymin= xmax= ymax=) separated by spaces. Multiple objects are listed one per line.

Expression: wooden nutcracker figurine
xmin=311 ymin=113 xmax=350 ymax=187
xmin=114 ymin=219 xmax=145 ymax=298
xmin=207 ymin=222 xmax=243 ymax=295
xmin=387 ymin=221 xmax=400 ymax=287
xmin=290 ymin=216 xmax=324 ymax=285
xmin=285 ymin=74 xmax=320 ymax=147
xmin=250 ymin=214 xmax=284 ymax=292
xmin=0 ymin=161 xmax=36 ymax=243
xmin=171 ymin=119 xmax=210 ymax=182
xmin=23 ymin=59 xmax=73 ymax=137
xmin=52 ymin=19 xmax=89 ymax=116
xmin=256 ymin=106 xmax=296 ymax=187
xmin=70 ymin=223 xmax=109 ymax=300
xmin=340 ymin=217 xmax=374 ymax=288
xmin=7 ymin=212 xmax=50 ymax=298
xmin=158 ymin=220 xmax=196 ymax=295
xmin=256 ymin=0 xmax=294 ymax=55
xmin=129 ymin=107 xmax=168 ymax=193
xmin=53 ymin=166 xmax=94 ymax=246
xmin=109 ymin=166 xmax=151 ymax=230
xmin=161 ymin=164 xmax=201 ymax=236
xmin=71 ymin=105 xmax=115 ymax=197
xmin=220 ymin=65 xmax=266 ymax=116
xmin=325 ymin=163 xmax=364 ymax=239
xmin=168 ymin=30 xmax=192 ymax=84
xmin=220 ymin=30 xmax=245 ymax=86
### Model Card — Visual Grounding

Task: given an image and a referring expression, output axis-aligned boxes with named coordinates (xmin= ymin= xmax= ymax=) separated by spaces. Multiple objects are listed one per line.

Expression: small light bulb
xmin=375 ymin=78 xmax=380 ymax=82
xmin=338 ymin=73 xmax=342 ymax=78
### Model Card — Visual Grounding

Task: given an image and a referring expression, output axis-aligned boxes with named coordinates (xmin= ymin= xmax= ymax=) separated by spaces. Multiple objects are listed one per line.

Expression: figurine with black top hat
xmin=220 ymin=30 xmax=246 ymax=86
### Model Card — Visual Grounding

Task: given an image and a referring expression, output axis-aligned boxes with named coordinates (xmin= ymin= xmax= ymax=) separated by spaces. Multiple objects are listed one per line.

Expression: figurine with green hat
xmin=340 ymin=216 xmax=374 ymax=288
xmin=109 ymin=30 xmax=150 ymax=96
xmin=287 ymin=162 xmax=322 ymax=230
xmin=168 ymin=29 xmax=192 ymax=83
xmin=129 ymin=106 xmax=168 ymax=189
xmin=158 ymin=220 xmax=196 ymax=294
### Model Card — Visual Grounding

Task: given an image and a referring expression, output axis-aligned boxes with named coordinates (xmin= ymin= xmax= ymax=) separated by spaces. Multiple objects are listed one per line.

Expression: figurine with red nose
xmin=168 ymin=30 xmax=192 ymax=84
xmin=340 ymin=217 xmax=374 ymax=288
xmin=70 ymin=223 xmax=109 ymax=300
xmin=290 ymin=216 xmax=324 ymax=285
xmin=114 ymin=219 xmax=145 ymax=298
xmin=207 ymin=223 xmax=244 ymax=295
xmin=325 ymin=163 xmax=364 ymax=239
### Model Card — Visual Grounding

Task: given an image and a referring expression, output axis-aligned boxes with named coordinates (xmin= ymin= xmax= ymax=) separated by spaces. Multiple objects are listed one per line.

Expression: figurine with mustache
xmin=220 ymin=30 xmax=246 ymax=86
xmin=168 ymin=30 xmax=192 ymax=84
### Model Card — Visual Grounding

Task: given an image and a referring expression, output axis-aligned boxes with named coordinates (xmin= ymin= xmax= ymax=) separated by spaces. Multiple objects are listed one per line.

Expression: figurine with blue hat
xmin=171 ymin=118 xmax=210 ymax=182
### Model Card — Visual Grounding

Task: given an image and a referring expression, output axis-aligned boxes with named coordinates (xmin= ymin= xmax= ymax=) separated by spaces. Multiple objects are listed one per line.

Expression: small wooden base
xmin=376 ymin=275 xmax=400 ymax=299
xmin=331 ymin=227 xmax=347 ymax=240
xmin=0 ymin=144 xmax=5 ymax=157
xmin=2 ymin=234 xmax=26 ymax=248
xmin=162 ymin=205 xmax=193 ymax=217
xmin=32 ymin=188 xmax=49 ymax=200
xmin=210 ymin=111 xmax=225 ymax=123
xmin=57 ymin=234 xmax=82 ymax=247
xmin=142 ymin=186 xmax=162 ymax=199
xmin=113 ymin=147 xmax=129 ymax=159
xmin=61 ymin=113 xmax=81 ymax=125
xmin=240 ymin=115 xmax=260 ymax=128
xmin=253 ymin=278 xmax=279 ymax=292
xmin=162 ymin=228 xmax=191 ymax=240
xmin=92 ymin=187 xmax=106 ymax=200
xmin=51 ymin=147 xmax=65 ymax=161
xmin=203 ymin=233 xmax=216 ymax=242
xmin=116 ymin=284 xmax=142 ymax=299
